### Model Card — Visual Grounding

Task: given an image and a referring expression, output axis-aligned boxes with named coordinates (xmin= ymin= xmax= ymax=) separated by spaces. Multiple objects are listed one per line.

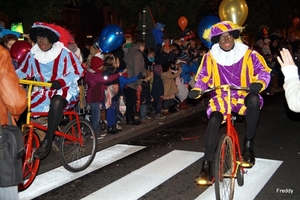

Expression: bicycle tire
xmin=214 ymin=134 xmax=235 ymax=200
xmin=19 ymin=129 xmax=41 ymax=191
xmin=236 ymin=164 xmax=244 ymax=186
xmin=59 ymin=118 xmax=97 ymax=172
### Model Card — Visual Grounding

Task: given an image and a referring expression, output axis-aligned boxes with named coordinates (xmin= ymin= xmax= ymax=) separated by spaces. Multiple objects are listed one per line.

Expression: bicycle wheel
xmin=19 ymin=129 xmax=41 ymax=191
xmin=214 ymin=134 xmax=235 ymax=200
xmin=59 ymin=118 xmax=97 ymax=172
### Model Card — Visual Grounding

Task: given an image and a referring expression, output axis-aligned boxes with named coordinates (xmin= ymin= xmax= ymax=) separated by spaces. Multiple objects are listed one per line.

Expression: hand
xmin=277 ymin=48 xmax=296 ymax=68
xmin=137 ymin=72 xmax=143 ymax=79
xmin=250 ymin=82 xmax=263 ymax=94
xmin=50 ymin=80 xmax=61 ymax=90
xmin=188 ymin=88 xmax=202 ymax=99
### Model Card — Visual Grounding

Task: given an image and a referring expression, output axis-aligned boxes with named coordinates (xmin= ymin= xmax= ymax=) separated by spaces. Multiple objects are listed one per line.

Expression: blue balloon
xmin=198 ymin=15 xmax=221 ymax=49
xmin=99 ymin=25 xmax=124 ymax=53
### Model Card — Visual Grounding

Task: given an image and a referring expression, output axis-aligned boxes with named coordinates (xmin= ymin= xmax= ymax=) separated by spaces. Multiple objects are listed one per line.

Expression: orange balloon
xmin=293 ymin=17 xmax=300 ymax=27
xmin=178 ymin=16 xmax=188 ymax=31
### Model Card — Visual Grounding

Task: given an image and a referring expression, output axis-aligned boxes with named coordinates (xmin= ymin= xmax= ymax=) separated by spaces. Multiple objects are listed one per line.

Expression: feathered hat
xmin=202 ymin=21 xmax=244 ymax=41
xmin=30 ymin=22 xmax=74 ymax=47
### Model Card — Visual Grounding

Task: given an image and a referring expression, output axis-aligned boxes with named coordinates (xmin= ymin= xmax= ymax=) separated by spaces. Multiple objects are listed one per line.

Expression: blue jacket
xmin=151 ymin=28 xmax=164 ymax=45
xmin=180 ymin=62 xmax=191 ymax=84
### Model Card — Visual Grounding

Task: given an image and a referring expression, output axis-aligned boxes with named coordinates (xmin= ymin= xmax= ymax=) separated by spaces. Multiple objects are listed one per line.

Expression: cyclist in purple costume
xmin=193 ymin=21 xmax=271 ymax=185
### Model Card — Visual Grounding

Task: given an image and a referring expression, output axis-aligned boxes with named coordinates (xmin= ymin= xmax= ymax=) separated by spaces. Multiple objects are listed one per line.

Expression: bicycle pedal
xmin=195 ymin=177 xmax=212 ymax=186
xmin=240 ymin=162 xmax=254 ymax=168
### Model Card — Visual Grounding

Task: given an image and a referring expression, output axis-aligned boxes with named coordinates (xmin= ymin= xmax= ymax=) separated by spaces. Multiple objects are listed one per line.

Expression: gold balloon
xmin=218 ymin=0 xmax=248 ymax=26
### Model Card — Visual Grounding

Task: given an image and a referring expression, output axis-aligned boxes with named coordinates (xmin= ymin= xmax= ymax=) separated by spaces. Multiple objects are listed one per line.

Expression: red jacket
xmin=84 ymin=68 xmax=119 ymax=103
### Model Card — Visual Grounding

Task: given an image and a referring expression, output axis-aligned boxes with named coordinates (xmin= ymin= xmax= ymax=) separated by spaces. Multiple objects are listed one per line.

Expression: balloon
xmin=99 ymin=25 xmax=124 ymax=53
xmin=218 ymin=0 xmax=248 ymax=26
xmin=198 ymin=15 xmax=221 ymax=49
xmin=178 ymin=16 xmax=188 ymax=31
xmin=10 ymin=41 xmax=32 ymax=64
xmin=293 ymin=17 xmax=300 ymax=27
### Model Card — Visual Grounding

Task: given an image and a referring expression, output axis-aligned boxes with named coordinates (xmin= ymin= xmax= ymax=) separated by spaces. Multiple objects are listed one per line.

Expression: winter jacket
xmin=123 ymin=43 xmax=145 ymax=90
xmin=0 ymin=45 xmax=27 ymax=125
xmin=84 ymin=68 xmax=119 ymax=103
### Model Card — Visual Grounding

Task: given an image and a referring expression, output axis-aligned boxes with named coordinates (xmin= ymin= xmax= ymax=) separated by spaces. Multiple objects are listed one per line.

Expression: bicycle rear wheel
xmin=214 ymin=134 xmax=235 ymax=200
xmin=19 ymin=129 xmax=41 ymax=191
xmin=59 ymin=118 xmax=97 ymax=172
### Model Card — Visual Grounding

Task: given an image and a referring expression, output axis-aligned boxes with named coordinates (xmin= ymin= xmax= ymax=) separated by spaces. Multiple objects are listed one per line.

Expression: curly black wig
xmin=211 ymin=30 xmax=241 ymax=44
xmin=29 ymin=27 xmax=59 ymax=44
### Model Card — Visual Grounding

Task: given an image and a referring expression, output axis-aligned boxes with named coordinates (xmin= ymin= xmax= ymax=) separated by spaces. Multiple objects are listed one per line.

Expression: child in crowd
xmin=152 ymin=22 xmax=165 ymax=55
xmin=122 ymin=34 xmax=133 ymax=54
xmin=161 ymin=61 xmax=182 ymax=116
xmin=144 ymin=47 xmax=155 ymax=70
xmin=140 ymin=70 xmax=154 ymax=122
xmin=151 ymin=65 xmax=165 ymax=119
xmin=103 ymin=56 xmax=122 ymax=134
xmin=84 ymin=55 xmax=119 ymax=137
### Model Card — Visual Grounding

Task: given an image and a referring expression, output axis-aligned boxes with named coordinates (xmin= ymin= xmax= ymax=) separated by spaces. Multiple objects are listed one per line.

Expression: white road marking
xmin=195 ymin=158 xmax=283 ymax=200
xmin=19 ymin=144 xmax=146 ymax=200
xmin=81 ymin=150 xmax=204 ymax=200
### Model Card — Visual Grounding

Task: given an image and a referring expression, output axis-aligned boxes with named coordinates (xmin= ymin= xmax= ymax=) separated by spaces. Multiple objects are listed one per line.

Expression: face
xmin=218 ymin=32 xmax=234 ymax=51
xmin=139 ymin=45 xmax=145 ymax=52
xmin=37 ymin=36 xmax=53 ymax=52
xmin=114 ymin=59 xmax=120 ymax=68
xmin=6 ymin=39 xmax=17 ymax=50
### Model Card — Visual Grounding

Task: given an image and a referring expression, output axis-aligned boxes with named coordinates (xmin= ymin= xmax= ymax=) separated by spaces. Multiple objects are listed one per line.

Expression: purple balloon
xmin=99 ymin=25 xmax=124 ymax=53
xmin=198 ymin=15 xmax=221 ymax=49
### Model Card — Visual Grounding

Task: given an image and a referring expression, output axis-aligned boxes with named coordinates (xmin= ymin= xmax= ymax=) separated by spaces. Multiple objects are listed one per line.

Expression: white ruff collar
xmin=210 ymin=42 xmax=249 ymax=66
xmin=31 ymin=41 xmax=66 ymax=64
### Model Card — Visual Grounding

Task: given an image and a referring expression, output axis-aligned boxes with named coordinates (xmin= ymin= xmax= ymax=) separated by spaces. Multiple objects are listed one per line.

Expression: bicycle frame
xmin=19 ymin=79 xmax=84 ymax=146
xmin=222 ymin=85 xmax=245 ymax=177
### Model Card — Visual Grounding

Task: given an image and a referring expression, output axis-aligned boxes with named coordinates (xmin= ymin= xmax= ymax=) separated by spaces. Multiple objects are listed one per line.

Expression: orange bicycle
xmin=191 ymin=85 xmax=252 ymax=200
xmin=19 ymin=79 xmax=97 ymax=190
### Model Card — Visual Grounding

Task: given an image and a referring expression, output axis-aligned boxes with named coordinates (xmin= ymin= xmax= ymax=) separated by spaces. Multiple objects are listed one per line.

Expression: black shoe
xmin=242 ymin=138 xmax=255 ymax=167
xmin=100 ymin=121 xmax=106 ymax=131
xmin=195 ymin=160 xmax=212 ymax=186
xmin=34 ymin=139 xmax=51 ymax=159
xmin=126 ymin=116 xmax=141 ymax=125
xmin=112 ymin=125 xmax=122 ymax=133
xmin=107 ymin=126 xmax=118 ymax=134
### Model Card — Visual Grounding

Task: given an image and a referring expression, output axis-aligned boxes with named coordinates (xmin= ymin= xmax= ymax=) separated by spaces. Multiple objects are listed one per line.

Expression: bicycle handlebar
xmin=188 ymin=85 xmax=250 ymax=99
xmin=19 ymin=79 xmax=52 ymax=87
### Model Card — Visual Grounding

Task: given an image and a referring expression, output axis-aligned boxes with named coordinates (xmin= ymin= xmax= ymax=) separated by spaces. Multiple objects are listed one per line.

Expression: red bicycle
xmin=19 ymin=79 xmax=97 ymax=190
xmin=192 ymin=85 xmax=252 ymax=200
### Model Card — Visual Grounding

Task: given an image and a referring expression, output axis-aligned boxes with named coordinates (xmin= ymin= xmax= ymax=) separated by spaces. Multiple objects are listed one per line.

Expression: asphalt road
xmin=20 ymin=91 xmax=300 ymax=200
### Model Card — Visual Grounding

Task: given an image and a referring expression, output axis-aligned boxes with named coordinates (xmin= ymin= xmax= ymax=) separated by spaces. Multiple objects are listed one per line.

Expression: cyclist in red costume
xmin=15 ymin=22 xmax=84 ymax=159
xmin=192 ymin=21 xmax=271 ymax=185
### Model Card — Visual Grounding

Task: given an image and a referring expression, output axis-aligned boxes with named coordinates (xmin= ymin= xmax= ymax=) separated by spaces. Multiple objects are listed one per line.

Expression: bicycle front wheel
xmin=59 ymin=118 xmax=97 ymax=172
xmin=214 ymin=135 xmax=235 ymax=200
xmin=19 ymin=129 xmax=41 ymax=191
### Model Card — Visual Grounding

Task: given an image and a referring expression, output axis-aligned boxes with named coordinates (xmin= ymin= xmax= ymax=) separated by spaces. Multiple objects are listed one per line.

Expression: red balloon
xmin=178 ymin=16 xmax=188 ymax=31
xmin=10 ymin=41 xmax=32 ymax=64
xmin=293 ymin=17 xmax=300 ymax=27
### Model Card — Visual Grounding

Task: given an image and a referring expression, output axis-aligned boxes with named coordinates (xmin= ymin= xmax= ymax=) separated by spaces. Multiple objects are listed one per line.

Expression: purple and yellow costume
xmin=194 ymin=41 xmax=271 ymax=121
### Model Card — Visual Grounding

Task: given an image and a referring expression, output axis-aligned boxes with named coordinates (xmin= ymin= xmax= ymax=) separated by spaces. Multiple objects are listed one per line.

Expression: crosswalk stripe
xmin=195 ymin=158 xmax=283 ymax=200
xmin=81 ymin=150 xmax=204 ymax=200
xmin=19 ymin=144 xmax=146 ymax=200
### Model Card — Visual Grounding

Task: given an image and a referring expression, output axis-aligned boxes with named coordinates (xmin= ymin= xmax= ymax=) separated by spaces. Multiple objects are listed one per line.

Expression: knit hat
xmin=156 ymin=22 xmax=165 ymax=30
xmin=90 ymin=55 xmax=104 ymax=73
xmin=202 ymin=21 xmax=244 ymax=41
xmin=177 ymin=51 xmax=189 ymax=62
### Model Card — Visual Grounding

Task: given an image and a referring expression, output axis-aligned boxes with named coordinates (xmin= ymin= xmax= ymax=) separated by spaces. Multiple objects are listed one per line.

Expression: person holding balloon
xmin=15 ymin=22 xmax=84 ymax=159
xmin=190 ymin=21 xmax=271 ymax=185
